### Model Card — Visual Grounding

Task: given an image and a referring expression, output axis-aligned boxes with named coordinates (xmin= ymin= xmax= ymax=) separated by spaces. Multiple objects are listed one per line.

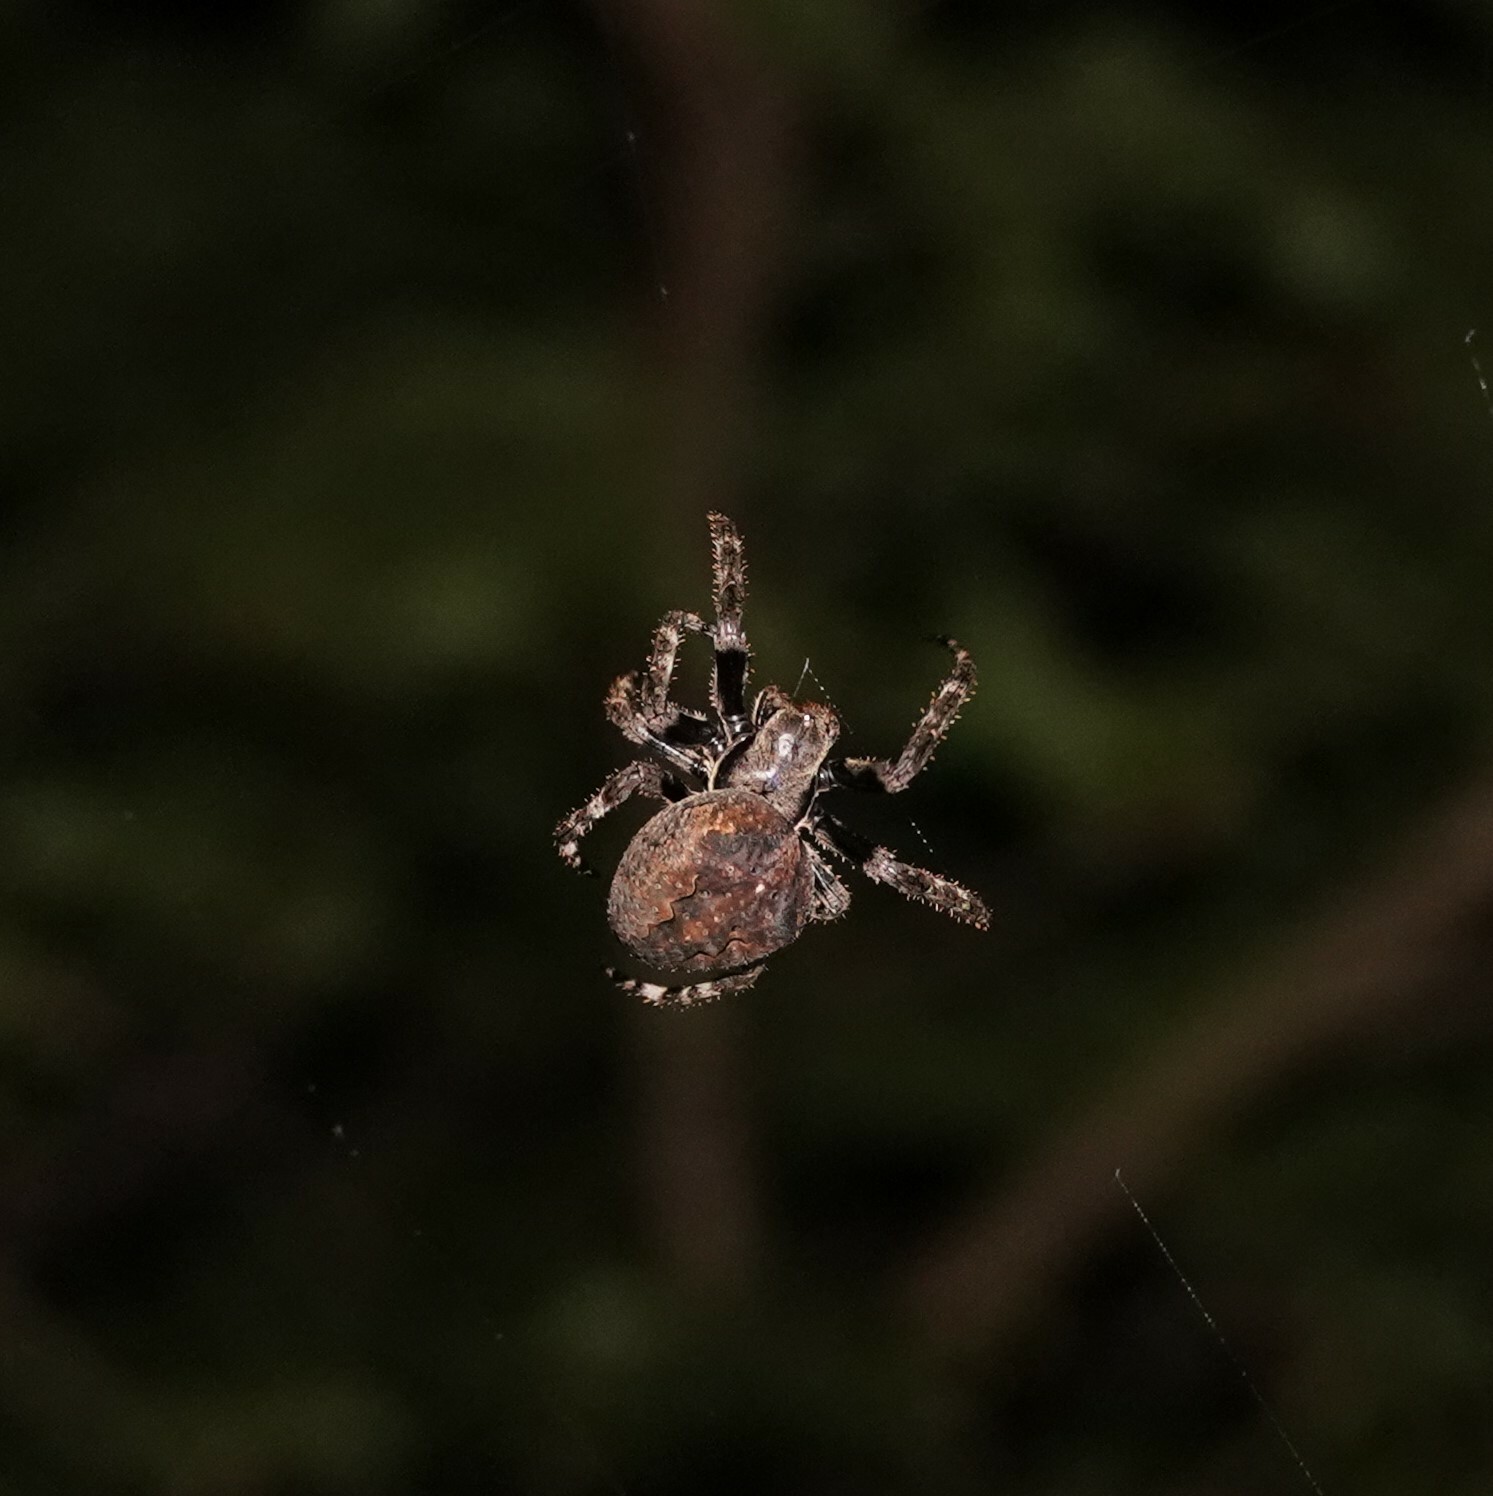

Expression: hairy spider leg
xmin=604 ymin=674 xmax=709 ymax=780
xmin=636 ymin=608 xmax=714 ymax=733
xmin=813 ymin=814 xmax=989 ymax=929
xmin=806 ymin=844 xmax=852 ymax=922
xmin=827 ymin=636 xmax=976 ymax=793
xmin=606 ymin=606 xmax=717 ymax=744
xmin=554 ymin=760 xmax=687 ymax=875
xmin=605 ymin=959 xmax=767 ymax=1008
xmin=707 ymin=512 xmax=752 ymax=737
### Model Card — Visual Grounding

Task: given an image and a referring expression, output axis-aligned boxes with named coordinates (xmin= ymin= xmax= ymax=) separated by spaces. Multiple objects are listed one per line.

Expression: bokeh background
xmin=4 ymin=0 xmax=1493 ymax=1491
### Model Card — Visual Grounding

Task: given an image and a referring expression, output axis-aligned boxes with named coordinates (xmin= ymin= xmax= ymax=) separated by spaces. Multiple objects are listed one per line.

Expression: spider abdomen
xmin=607 ymin=790 xmax=812 ymax=973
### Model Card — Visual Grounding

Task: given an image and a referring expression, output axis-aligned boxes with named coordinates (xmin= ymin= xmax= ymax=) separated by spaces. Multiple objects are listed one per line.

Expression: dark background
xmin=4 ymin=1 xmax=1493 ymax=1491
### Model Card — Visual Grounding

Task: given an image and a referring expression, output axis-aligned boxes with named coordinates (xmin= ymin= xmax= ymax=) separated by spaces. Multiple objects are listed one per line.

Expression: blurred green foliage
xmin=4 ymin=1 xmax=1493 ymax=1492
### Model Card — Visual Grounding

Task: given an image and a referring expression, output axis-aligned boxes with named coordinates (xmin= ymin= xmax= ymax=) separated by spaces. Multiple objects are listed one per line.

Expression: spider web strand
xmin=1113 ymin=1170 xmax=1327 ymax=1496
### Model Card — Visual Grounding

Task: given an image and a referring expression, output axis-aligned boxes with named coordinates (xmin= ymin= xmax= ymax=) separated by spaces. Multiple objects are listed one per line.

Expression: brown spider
xmin=555 ymin=513 xmax=989 ymax=1006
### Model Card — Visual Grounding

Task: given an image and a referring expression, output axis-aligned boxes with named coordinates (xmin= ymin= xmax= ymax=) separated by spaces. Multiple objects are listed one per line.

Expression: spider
xmin=555 ymin=513 xmax=989 ymax=1006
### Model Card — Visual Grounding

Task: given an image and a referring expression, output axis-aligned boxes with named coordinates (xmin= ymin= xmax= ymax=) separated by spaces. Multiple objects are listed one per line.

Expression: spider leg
xmin=826 ymin=637 xmax=975 ymax=794
xmin=707 ymin=512 xmax=752 ymax=737
xmin=806 ymin=841 xmax=851 ymax=922
xmin=605 ymin=960 xmax=767 ymax=1008
xmin=637 ymin=609 xmax=711 ymax=723
xmin=605 ymin=673 xmax=713 ymax=782
xmin=607 ymin=609 xmax=715 ymax=740
xmin=813 ymin=813 xmax=988 ymax=929
xmin=555 ymin=760 xmax=686 ymax=875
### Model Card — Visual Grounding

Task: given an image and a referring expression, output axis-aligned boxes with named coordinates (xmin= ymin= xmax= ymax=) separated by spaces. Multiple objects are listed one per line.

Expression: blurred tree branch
xmin=908 ymin=766 xmax=1493 ymax=1361
xmin=587 ymin=0 xmax=800 ymax=1293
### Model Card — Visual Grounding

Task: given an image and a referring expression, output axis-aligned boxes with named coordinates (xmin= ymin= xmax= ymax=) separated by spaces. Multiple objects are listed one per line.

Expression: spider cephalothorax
xmin=555 ymin=513 xmax=989 ymax=1005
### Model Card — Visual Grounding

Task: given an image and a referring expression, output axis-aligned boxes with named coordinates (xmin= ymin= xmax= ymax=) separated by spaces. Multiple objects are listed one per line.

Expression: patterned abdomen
xmin=607 ymin=790 xmax=811 ymax=973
